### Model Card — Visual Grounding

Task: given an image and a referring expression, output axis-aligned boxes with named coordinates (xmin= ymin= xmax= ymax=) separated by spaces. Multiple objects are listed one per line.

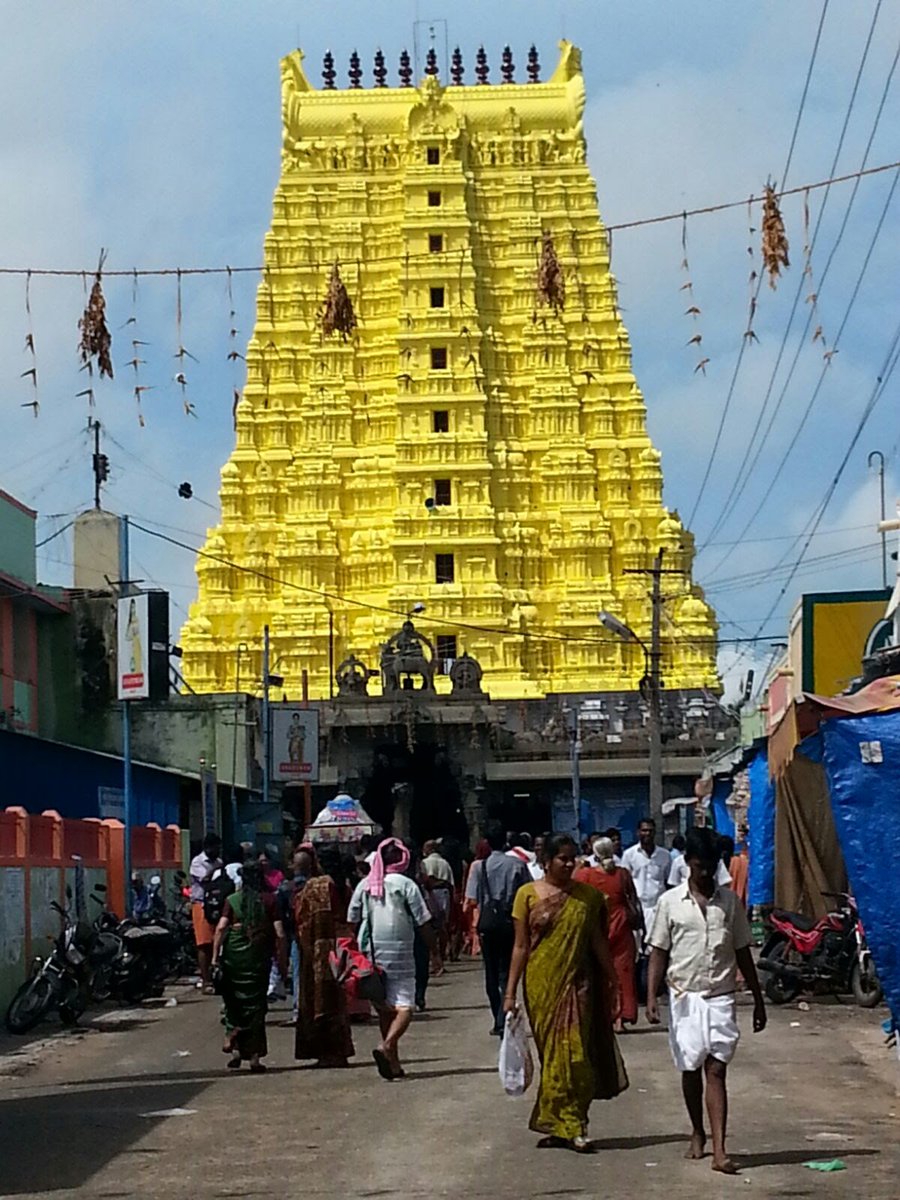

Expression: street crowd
xmin=188 ymin=818 xmax=764 ymax=1174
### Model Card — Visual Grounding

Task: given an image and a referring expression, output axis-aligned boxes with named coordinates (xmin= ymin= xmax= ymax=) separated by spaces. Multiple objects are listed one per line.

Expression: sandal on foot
xmin=372 ymin=1048 xmax=394 ymax=1080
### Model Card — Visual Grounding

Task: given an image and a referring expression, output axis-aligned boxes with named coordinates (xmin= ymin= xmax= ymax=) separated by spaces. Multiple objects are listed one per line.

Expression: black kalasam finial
xmin=348 ymin=49 xmax=362 ymax=88
xmin=475 ymin=45 xmax=489 ymax=84
xmin=501 ymin=45 xmax=514 ymax=83
xmin=425 ymin=46 xmax=438 ymax=77
xmin=451 ymin=46 xmax=464 ymax=85
xmin=373 ymin=47 xmax=387 ymax=87
xmin=399 ymin=48 xmax=412 ymax=86
xmin=527 ymin=44 xmax=540 ymax=83
xmin=322 ymin=49 xmax=336 ymax=89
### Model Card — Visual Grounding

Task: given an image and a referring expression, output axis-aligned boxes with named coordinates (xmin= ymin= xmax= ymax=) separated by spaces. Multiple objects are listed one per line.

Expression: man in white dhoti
xmin=646 ymin=826 xmax=766 ymax=1176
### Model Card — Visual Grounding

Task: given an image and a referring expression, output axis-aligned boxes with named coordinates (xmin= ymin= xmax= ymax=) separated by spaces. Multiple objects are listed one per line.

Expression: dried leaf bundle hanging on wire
xmin=761 ymin=185 xmax=790 ymax=289
xmin=537 ymin=230 xmax=565 ymax=313
xmin=319 ymin=261 xmax=357 ymax=340
xmin=78 ymin=251 xmax=114 ymax=379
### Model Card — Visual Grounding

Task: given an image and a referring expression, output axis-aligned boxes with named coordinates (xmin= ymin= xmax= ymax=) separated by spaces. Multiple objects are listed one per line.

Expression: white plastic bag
xmin=498 ymin=1009 xmax=534 ymax=1097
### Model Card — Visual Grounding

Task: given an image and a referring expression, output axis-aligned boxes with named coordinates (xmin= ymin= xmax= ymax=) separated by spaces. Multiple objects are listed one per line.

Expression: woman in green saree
xmin=505 ymin=833 xmax=628 ymax=1151
xmin=213 ymin=862 xmax=286 ymax=1072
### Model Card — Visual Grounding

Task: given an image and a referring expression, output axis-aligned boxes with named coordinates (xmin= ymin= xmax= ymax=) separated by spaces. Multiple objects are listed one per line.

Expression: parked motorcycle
xmin=758 ymin=891 xmax=883 ymax=1008
xmin=4 ymin=887 xmax=103 ymax=1033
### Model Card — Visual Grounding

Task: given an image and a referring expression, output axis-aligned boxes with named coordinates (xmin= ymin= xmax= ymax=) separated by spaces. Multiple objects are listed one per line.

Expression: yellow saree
xmin=512 ymin=881 xmax=629 ymax=1140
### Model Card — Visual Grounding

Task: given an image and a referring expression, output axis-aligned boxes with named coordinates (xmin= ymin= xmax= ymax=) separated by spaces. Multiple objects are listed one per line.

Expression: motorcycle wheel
xmin=851 ymin=958 xmax=883 ymax=1008
xmin=58 ymin=978 xmax=87 ymax=1026
xmin=5 ymin=974 xmax=56 ymax=1034
xmin=763 ymin=940 xmax=802 ymax=1005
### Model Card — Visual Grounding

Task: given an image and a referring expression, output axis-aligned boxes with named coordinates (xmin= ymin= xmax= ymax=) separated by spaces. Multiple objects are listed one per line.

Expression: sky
xmin=1 ymin=1 xmax=898 ymax=699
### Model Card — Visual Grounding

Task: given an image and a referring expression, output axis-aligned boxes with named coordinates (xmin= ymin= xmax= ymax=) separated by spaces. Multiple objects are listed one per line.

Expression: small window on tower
xmin=430 ymin=346 xmax=447 ymax=370
xmin=430 ymin=287 xmax=445 ymax=308
xmin=428 ymin=190 xmax=442 ymax=207
xmin=429 ymin=233 xmax=444 ymax=253
xmin=435 ymin=553 xmax=455 ymax=584
xmin=427 ymin=146 xmax=440 ymax=165
xmin=433 ymin=410 xmax=449 ymax=433
xmin=434 ymin=479 xmax=451 ymax=506
xmin=436 ymin=634 xmax=457 ymax=673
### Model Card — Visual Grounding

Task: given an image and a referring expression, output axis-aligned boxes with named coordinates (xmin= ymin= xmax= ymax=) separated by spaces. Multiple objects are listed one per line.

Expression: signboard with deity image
xmin=270 ymin=705 xmax=319 ymax=783
xmin=117 ymin=593 xmax=150 ymax=700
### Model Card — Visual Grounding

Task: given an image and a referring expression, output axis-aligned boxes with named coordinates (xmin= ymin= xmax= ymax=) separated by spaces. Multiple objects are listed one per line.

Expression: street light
xmin=597 ymin=607 xmax=664 ymax=829
xmin=408 ymin=601 xmax=426 ymax=617
xmin=261 ymin=625 xmax=286 ymax=810
xmin=230 ymin=642 xmax=250 ymax=838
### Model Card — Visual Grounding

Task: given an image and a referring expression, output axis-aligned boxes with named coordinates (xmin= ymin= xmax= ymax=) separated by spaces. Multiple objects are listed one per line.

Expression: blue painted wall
xmin=0 ymin=729 xmax=180 ymax=827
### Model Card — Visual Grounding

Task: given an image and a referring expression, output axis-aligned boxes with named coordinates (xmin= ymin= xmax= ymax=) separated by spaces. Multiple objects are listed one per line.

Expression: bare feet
xmin=686 ymin=1132 xmax=707 ymax=1160
xmin=711 ymin=1157 xmax=738 ymax=1175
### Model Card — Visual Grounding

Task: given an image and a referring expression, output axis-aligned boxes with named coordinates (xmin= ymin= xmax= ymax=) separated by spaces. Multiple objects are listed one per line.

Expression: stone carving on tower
xmin=181 ymin=41 xmax=719 ymax=700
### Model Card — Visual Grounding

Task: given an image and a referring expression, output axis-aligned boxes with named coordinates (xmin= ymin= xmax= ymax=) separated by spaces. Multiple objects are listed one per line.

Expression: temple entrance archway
xmin=361 ymin=740 xmax=468 ymax=846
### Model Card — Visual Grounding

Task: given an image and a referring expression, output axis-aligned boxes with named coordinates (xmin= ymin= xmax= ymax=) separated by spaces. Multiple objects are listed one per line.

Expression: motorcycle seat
xmin=772 ymin=908 xmax=817 ymax=932
xmin=122 ymin=924 xmax=170 ymax=940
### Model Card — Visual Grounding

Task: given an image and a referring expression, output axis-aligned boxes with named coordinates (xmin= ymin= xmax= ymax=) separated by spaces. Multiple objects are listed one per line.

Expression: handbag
xmin=477 ymin=861 xmax=513 ymax=936
xmin=330 ymin=893 xmax=386 ymax=1004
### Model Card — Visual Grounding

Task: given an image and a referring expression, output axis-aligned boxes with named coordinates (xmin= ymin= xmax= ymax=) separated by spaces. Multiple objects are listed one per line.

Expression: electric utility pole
xmin=623 ymin=548 xmax=680 ymax=831
xmin=90 ymin=419 xmax=109 ymax=510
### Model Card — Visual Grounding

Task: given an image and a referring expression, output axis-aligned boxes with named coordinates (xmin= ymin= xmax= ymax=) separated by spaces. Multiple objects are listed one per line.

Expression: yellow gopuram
xmin=181 ymin=41 xmax=719 ymax=701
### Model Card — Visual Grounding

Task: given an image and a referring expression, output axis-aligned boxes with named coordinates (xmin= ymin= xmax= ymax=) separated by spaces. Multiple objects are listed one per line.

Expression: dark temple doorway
xmin=362 ymin=740 xmax=468 ymax=846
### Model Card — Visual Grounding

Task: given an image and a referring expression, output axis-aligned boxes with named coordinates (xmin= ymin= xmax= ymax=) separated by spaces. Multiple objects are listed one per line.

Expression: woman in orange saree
xmin=505 ymin=833 xmax=628 ymax=1151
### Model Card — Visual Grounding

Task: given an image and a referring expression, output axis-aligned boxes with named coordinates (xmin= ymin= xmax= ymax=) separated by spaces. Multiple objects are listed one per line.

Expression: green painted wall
xmin=0 ymin=493 xmax=36 ymax=585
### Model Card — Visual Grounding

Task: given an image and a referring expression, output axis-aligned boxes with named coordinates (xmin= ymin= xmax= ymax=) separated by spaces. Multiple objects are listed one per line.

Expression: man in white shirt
xmin=647 ymin=826 xmax=766 ymax=1176
xmin=668 ymin=848 xmax=732 ymax=889
xmin=188 ymin=833 xmax=222 ymax=993
xmin=422 ymin=840 xmax=454 ymax=973
xmin=621 ymin=818 xmax=671 ymax=935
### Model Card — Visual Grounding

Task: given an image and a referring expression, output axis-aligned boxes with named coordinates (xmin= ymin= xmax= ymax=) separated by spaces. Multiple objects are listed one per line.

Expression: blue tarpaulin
xmin=820 ymin=711 xmax=900 ymax=1023
xmin=747 ymin=748 xmax=775 ymax=906
xmin=711 ymin=778 xmax=735 ymax=840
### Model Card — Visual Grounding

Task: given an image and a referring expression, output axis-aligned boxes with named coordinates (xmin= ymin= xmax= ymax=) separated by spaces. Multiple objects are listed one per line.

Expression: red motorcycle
xmin=758 ymin=891 xmax=882 ymax=1008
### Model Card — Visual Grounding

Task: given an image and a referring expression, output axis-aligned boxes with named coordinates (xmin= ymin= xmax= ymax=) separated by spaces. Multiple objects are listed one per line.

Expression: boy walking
xmin=646 ymin=826 xmax=766 ymax=1175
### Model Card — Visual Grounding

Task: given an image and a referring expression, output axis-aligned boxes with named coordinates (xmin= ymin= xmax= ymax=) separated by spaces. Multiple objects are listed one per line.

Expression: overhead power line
xmin=702 ymin=22 xmax=900 ymax=560
xmin=685 ymin=0 xmax=832 ymax=532
xmin=728 ymin=312 xmax=900 ymax=671
xmin=0 ymin=162 xmax=898 ymax=281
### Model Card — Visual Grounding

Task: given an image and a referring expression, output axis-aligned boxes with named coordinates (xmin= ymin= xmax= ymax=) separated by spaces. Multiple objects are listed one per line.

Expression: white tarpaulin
xmin=307 ymin=793 xmax=377 ymax=843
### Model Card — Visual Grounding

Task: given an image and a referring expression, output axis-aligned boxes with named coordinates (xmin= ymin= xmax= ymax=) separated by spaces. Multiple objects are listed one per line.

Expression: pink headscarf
xmin=365 ymin=837 xmax=411 ymax=899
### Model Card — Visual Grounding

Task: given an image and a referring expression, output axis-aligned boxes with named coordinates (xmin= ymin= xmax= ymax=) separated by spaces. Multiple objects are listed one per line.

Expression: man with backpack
xmin=189 ymin=833 xmax=223 ymax=994
xmin=465 ymin=822 xmax=531 ymax=1036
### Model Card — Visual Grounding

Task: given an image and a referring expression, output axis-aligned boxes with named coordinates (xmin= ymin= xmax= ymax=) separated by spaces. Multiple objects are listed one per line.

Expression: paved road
xmin=0 ymin=961 xmax=897 ymax=1198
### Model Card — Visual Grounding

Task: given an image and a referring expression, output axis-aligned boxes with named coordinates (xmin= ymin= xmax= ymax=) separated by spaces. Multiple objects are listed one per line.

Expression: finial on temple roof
xmin=527 ymin=44 xmax=540 ymax=83
xmin=450 ymin=46 xmax=464 ymax=85
xmin=425 ymin=45 xmax=438 ymax=77
xmin=501 ymin=45 xmax=515 ymax=83
xmin=399 ymin=48 xmax=412 ymax=87
xmin=373 ymin=47 xmax=387 ymax=87
xmin=322 ymin=49 xmax=336 ymax=89
xmin=475 ymin=45 xmax=489 ymax=85
xmin=348 ymin=49 xmax=362 ymax=88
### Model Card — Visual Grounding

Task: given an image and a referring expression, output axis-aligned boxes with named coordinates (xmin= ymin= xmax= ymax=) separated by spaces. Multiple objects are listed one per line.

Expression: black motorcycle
xmin=5 ymin=888 xmax=102 ymax=1033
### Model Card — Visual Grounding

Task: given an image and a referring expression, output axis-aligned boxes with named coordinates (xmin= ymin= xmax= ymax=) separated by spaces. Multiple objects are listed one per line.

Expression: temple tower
xmin=181 ymin=41 xmax=719 ymax=700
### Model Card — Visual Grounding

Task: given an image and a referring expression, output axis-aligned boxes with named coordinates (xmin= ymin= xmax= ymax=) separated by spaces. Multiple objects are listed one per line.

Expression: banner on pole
xmin=117 ymin=594 xmax=150 ymax=699
xmin=116 ymin=591 xmax=170 ymax=701
xmin=270 ymin=706 xmax=319 ymax=783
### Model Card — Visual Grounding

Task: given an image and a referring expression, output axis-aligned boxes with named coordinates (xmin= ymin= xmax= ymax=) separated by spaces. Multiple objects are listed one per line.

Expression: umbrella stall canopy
xmin=307 ymin=793 xmax=377 ymax=844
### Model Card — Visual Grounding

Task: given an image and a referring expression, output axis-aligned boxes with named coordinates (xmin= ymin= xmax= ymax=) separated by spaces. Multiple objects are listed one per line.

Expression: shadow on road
xmin=0 ymin=1078 xmax=208 ymax=1195
xmin=737 ymin=1146 xmax=879 ymax=1170
xmin=405 ymin=1066 xmax=497 ymax=1080
xmin=589 ymin=1133 xmax=685 ymax=1152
